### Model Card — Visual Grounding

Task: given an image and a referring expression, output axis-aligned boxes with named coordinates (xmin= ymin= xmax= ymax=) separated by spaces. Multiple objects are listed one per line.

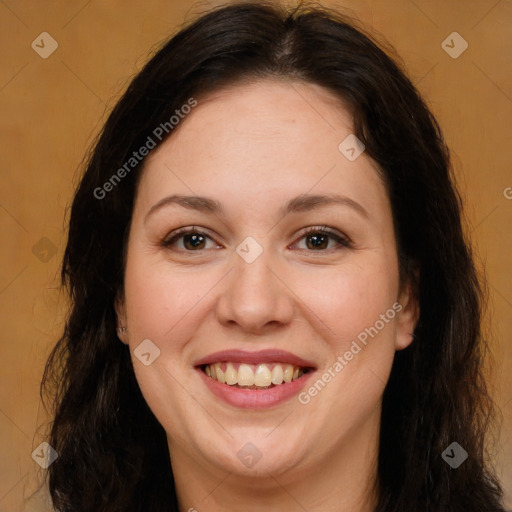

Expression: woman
xmin=42 ymin=2 xmax=507 ymax=511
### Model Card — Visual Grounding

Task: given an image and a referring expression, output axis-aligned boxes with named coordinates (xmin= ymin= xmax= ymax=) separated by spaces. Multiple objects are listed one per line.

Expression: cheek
xmin=301 ymin=257 xmax=399 ymax=344
xmin=123 ymin=253 xmax=210 ymax=342
xmin=122 ymin=254 xmax=206 ymax=429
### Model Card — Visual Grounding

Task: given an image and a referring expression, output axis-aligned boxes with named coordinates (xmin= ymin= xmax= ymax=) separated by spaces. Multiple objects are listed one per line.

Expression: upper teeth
xmin=204 ymin=362 xmax=305 ymax=387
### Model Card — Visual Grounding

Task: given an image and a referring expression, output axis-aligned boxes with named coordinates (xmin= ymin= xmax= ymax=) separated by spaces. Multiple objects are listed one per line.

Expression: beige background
xmin=0 ymin=0 xmax=511 ymax=510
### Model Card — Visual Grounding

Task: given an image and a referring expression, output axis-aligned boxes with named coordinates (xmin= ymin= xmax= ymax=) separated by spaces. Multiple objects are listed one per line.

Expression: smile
xmin=194 ymin=349 xmax=316 ymax=408
xmin=202 ymin=362 xmax=310 ymax=388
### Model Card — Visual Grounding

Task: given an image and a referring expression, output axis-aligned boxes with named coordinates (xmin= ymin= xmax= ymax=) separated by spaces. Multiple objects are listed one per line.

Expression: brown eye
xmin=182 ymin=233 xmax=206 ymax=250
xmin=163 ymin=228 xmax=219 ymax=251
xmin=293 ymin=227 xmax=351 ymax=252
xmin=305 ymin=232 xmax=329 ymax=250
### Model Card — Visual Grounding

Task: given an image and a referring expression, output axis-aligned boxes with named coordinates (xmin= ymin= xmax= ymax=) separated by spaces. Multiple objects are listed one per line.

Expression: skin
xmin=116 ymin=79 xmax=418 ymax=512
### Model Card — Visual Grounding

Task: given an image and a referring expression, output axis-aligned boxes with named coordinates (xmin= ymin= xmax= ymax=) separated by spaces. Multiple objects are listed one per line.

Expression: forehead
xmin=136 ymin=79 xmax=388 ymax=221
xmin=155 ymin=79 xmax=354 ymax=158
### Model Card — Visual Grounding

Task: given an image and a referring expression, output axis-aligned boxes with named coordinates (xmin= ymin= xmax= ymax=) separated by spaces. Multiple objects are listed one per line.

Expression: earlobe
xmin=114 ymin=293 xmax=129 ymax=345
xmin=395 ymin=283 xmax=419 ymax=351
xmin=116 ymin=326 xmax=128 ymax=343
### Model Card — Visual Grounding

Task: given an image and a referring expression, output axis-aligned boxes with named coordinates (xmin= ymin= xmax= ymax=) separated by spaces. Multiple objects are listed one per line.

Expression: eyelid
xmin=162 ymin=226 xmax=221 ymax=249
xmin=291 ymin=225 xmax=352 ymax=250
xmin=162 ymin=225 xmax=352 ymax=251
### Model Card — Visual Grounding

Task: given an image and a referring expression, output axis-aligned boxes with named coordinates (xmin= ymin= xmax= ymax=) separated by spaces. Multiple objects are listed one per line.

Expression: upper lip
xmin=193 ymin=349 xmax=316 ymax=369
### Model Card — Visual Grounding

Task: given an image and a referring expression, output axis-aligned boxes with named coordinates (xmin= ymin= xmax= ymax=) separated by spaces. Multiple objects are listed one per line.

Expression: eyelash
xmin=162 ymin=225 xmax=352 ymax=253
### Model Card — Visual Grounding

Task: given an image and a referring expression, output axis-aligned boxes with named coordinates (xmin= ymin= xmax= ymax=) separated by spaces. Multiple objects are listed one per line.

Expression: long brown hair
xmin=42 ymin=2 xmax=506 ymax=510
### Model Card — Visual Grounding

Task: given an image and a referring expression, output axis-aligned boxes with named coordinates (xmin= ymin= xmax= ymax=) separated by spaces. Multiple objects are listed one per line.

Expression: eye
xmin=162 ymin=225 xmax=351 ymax=253
xmin=292 ymin=226 xmax=351 ymax=251
xmin=162 ymin=227 xmax=221 ymax=251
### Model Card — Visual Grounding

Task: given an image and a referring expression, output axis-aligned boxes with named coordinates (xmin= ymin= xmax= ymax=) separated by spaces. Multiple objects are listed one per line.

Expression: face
xmin=116 ymin=79 xmax=417 ymax=482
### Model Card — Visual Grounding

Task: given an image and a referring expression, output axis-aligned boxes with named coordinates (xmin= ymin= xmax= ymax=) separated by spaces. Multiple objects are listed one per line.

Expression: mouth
xmin=194 ymin=349 xmax=317 ymax=408
xmin=201 ymin=362 xmax=312 ymax=389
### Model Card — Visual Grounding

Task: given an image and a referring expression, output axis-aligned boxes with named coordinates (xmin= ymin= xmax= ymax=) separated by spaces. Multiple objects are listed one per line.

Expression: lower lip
xmin=196 ymin=368 xmax=315 ymax=409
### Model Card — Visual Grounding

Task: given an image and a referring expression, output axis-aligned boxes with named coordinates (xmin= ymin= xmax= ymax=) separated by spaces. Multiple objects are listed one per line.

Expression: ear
xmin=394 ymin=279 xmax=419 ymax=351
xmin=114 ymin=292 xmax=129 ymax=345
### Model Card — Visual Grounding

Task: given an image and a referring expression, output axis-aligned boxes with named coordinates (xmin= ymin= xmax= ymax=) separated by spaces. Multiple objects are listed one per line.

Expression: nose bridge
xmin=235 ymin=240 xmax=275 ymax=291
xmin=216 ymin=237 xmax=294 ymax=331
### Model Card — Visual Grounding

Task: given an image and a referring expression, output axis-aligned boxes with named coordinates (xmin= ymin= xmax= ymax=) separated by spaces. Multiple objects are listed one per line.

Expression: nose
xmin=215 ymin=246 xmax=295 ymax=334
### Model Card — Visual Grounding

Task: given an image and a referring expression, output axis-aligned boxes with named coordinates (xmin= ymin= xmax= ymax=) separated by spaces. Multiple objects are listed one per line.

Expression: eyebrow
xmin=282 ymin=193 xmax=369 ymax=219
xmin=144 ymin=192 xmax=369 ymax=224
xmin=145 ymin=195 xmax=224 ymax=224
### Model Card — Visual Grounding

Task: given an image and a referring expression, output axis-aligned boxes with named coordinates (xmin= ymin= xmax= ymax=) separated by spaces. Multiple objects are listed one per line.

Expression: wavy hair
xmin=42 ymin=2 xmax=506 ymax=511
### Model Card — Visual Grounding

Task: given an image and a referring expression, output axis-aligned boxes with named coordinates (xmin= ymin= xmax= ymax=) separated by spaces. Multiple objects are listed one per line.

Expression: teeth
xmin=214 ymin=362 xmax=225 ymax=384
xmin=271 ymin=364 xmax=283 ymax=385
xmin=238 ymin=364 xmax=255 ymax=386
xmin=254 ymin=364 xmax=272 ymax=387
xmin=283 ymin=364 xmax=294 ymax=383
xmin=225 ymin=362 xmax=237 ymax=385
xmin=203 ymin=362 xmax=307 ymax=388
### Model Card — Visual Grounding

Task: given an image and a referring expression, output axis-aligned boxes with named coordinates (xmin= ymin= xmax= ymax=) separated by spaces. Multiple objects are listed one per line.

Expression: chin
xmin=201 ymin=428 xmax=311 ymax=478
